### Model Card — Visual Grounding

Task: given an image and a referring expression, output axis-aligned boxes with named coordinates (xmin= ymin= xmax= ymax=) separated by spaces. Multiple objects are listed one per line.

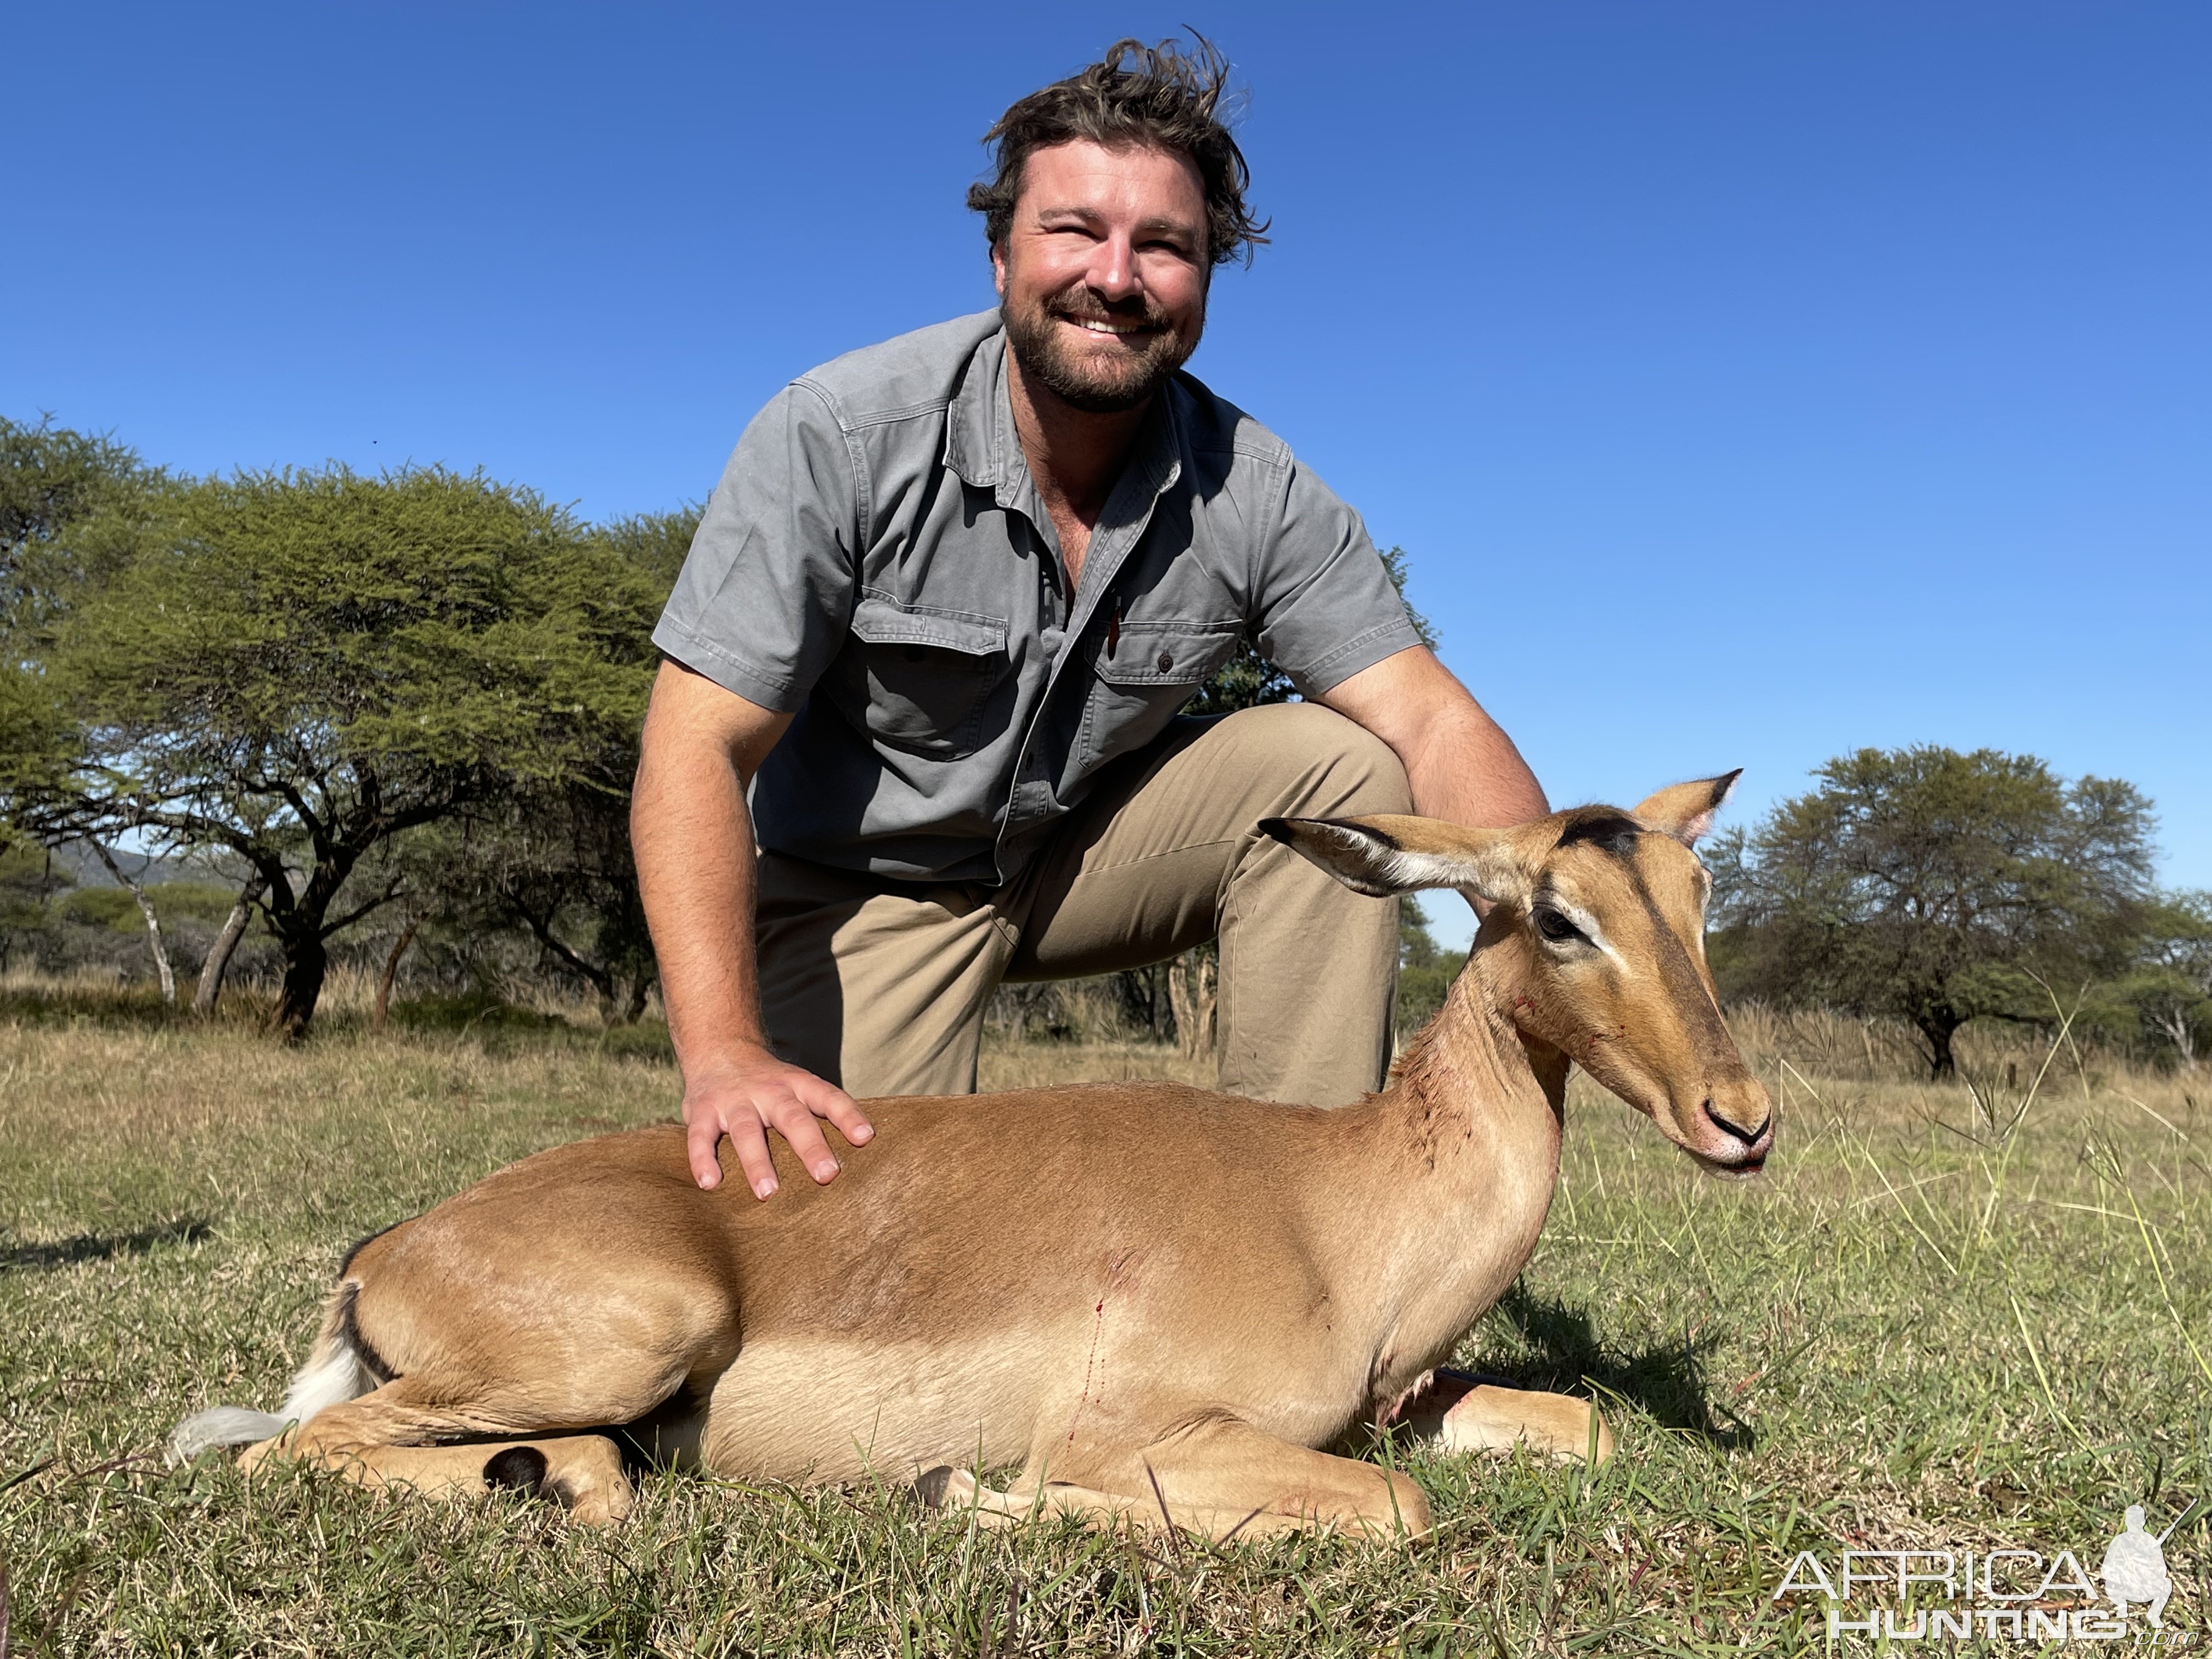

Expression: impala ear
xmin=1259 ymin=814 xmax=1532 ymax=907
xmin=1631 ymin=770 xmax=1742 ymax=847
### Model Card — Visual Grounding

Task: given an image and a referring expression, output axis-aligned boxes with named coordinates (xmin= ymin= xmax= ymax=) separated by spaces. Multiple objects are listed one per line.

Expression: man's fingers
xmin=772 ymin=1105 xmax=843 ymax=1186
xmin=685 ymin=1114 xmax=724 ymax=1190
xmin=679 ymin=1060 xmax=868 ymax=1200
xmin=800 ymin=1075 xmax=874 ymax=1146
xmin=725 ymin=1113 xmax=779 ymax=1201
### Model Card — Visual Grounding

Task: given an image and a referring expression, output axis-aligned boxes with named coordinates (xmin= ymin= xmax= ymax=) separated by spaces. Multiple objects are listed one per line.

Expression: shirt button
xmin=1156 ymin=651 xmax=1174 ymax=673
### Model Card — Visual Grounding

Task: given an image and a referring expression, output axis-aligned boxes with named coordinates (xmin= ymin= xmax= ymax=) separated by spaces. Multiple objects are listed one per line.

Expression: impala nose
xmin=1703 ymin=1098 xmax=1770 ymax=1146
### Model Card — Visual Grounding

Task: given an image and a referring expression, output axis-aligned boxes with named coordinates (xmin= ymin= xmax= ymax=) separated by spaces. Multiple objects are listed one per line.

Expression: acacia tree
xmin=1710 ymin=746 xmax=2157 ymax=1077
xmin=10 ymin=464 xmax=661 ymax=1038
xmin=3 ymin=418 xmax=157 ymax=808
xmin=382 ymin=507 xmax=693 ymax=1023
xmin=2115 ymin=893 xmax=2212 ymax=1070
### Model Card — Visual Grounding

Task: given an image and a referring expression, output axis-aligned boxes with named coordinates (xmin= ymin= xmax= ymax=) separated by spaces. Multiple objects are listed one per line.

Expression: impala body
xmin=176 ymin=776 xmax=1772 ymax=1538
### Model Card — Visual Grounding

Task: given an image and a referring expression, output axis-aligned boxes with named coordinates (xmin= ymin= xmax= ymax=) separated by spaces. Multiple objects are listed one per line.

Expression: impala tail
xmin=168 ymin=1282 xmax=378 ymax=1463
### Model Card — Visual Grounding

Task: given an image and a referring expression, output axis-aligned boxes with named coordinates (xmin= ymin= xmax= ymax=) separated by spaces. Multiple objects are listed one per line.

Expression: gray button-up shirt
xmin=654 ymin=311 xmax=1423 ymax=885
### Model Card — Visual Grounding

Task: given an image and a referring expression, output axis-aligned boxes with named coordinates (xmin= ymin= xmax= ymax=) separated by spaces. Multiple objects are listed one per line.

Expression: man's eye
xmin=1533 ymin=907 xmax=1583 ymax=944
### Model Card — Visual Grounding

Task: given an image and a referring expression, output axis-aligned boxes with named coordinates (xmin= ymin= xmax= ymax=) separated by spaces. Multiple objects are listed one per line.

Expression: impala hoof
xmin=915 ymin=1465 xmax=975 ymax=1511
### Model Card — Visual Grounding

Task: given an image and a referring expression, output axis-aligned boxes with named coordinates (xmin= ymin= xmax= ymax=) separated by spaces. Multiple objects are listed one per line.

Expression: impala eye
xmin=1533 ymin=906 xmax=1584 ymax=944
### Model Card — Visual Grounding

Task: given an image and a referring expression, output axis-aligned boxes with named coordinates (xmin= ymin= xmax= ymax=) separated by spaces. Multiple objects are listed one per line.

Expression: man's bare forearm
xmin=632 ymin=726 xmax=769 ymax=1078
xmin=1321 ymin=646 xmax=1548 ymax=831
xmin=631 ymin=662 xmax=794 ymax=1081
xmin=633 ymin=660 xmax=868 ymax=1196
xmin=1398 ymin=696 xmax=1548 ymax=830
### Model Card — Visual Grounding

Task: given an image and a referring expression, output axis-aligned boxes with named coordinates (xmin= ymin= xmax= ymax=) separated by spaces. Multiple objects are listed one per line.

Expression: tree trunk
xmin=511 ymin=902 xmax=618 ymax=1023
xmin=193 ymin=871 xmax=267 ymax=1017
xmin=373 ymin=917 xmax=420 ymax=1032
xmin=620 ymin=973 xmax=652 ymax=1025
xmin=87 ymin=840 xmax=175 ymax=1005
xmin=1915 ymin=1011 xmax=1963 ymax=1080
xmin=1167 ymin=948 xmax=1217 ymax=1062
xmin=272 ymin=929 xmax=328 ymax=1044
xmin=2153 ymin=1007 xmax=2198 ymax=1073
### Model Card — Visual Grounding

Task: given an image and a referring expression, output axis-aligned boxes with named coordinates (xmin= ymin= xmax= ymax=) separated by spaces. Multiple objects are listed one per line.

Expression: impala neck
xmin=1325 ymin=930 xmax=1568 ymax=1392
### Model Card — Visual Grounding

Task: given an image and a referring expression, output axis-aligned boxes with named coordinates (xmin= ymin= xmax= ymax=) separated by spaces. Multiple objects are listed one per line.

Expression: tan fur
xmin=230 ymin=778 xmax=1769 ymax=1542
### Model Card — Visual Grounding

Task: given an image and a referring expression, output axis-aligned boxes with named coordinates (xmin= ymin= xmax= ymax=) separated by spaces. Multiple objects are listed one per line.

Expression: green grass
xmin=1 ymin=996 xmax=2207 ymax=1655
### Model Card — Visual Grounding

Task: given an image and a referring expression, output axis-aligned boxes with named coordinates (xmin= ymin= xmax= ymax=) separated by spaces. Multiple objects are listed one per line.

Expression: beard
xmin=1001 ymin=280 xmax=1203 ymax=414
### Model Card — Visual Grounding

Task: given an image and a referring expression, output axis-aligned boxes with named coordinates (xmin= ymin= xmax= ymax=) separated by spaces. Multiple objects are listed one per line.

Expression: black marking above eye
xmin=1533 ymin=906 xmax=1584 ymax=944
xmin=1555 ymin=812 xmax=1641 ymax=856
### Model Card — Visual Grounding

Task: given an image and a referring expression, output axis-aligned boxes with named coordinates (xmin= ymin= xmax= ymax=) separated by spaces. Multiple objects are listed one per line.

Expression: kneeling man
xmin=634 ymin=38 xmax=1545 ymax=1198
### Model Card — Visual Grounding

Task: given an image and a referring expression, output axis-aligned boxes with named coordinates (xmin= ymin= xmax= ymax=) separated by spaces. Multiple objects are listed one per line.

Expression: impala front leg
xmin=924 ymin=1417 xmax=1433 ymax=1543
xmin=1390 ymin=1372 xmax=1615 ymax=1463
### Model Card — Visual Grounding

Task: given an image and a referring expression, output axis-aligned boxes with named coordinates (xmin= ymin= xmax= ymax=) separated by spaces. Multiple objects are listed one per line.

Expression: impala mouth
xmin=1647 ymin=1098 xmax=1773 ymax=1179
xmin=1688 ymin=1143 xmax=1769 ymax=1181
xmin=1679 ymin=1117 xmax=1774 ymax=1180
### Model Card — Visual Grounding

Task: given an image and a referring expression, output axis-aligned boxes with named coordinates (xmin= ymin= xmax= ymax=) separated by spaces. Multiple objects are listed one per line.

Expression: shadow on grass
xmin=1470 ymin=1283 xmax=1754 ymax=1451
xmin=0 ymin=1217 xmax=214 ymax=1274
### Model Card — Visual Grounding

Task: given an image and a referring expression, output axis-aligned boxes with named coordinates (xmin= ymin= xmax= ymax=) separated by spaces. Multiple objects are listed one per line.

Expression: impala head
xmin=1262 ymin=772 xmax=1773 ymax=1178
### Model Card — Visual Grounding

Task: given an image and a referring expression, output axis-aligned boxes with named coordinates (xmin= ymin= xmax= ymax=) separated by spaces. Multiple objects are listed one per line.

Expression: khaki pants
xmin=755 ymin=702 xmax=1412 ymax=1106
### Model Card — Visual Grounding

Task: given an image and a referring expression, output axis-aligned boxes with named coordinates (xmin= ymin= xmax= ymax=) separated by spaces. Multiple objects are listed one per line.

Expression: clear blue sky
xmin=10 ymin=3 xmax=2207 ymax=941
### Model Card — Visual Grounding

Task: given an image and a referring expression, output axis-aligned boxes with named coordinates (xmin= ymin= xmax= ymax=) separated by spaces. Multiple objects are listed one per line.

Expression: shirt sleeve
xmin=651 ymin=381 xmax=859 ymax=713
xmin=1250 ymin=455 xmax=1425 ymax=697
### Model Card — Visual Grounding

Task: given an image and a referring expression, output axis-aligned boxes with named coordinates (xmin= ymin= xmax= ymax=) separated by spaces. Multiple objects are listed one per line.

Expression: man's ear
xmin=1630 ymin=771 xmax=1742 ymax=847
xmin=1259 ymin=814 xmax=1532 ymax=907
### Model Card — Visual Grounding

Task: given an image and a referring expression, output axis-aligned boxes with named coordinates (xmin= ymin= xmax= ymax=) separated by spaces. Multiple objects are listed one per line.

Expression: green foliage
xmin=57 ymin=881 xmax=236 ymax=934
xmin=50 ymin=465 xmax=657 ymax=781
xmin=0 ymin=417 xmax=166 ymax=820
xmin=1187 ymin=544 xmax=1435 ymax=718
xmin=1183 ymin=637 xmax=1297 ymax=715
xmin=375 ymin=504 xmax=695 ymax=1025
xmin=1394 ymin=895 xmax=1457 ymax=1037
xmin=0 ymin=842 xmax=69 ymax=969
xmin=0 ymin=414 xmax=158 ymax=637
xmin=1711 ymin=746 xmax=2158 ymax=1076
xmin=11 ymin=463 xmax=666 ymax=1036
xmin=596 ymin=505 xmax=700 ymax=599
xmin=2104 ymin=891 xmax=2212 ymax=1067
xmin=1378 ymin=544 xmax=1437 ymax=649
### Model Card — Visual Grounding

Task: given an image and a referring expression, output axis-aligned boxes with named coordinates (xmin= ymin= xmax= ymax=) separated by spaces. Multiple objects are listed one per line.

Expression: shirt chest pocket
xmin=1078 ymin=619 xmax=1243 ymax=772
xmin=837 ymin=594 xmax=1011 ymax=760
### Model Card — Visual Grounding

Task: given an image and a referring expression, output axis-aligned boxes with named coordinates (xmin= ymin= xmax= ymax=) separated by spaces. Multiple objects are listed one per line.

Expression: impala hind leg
xmin=239 ymin=1377 xmax=640 ymax=1523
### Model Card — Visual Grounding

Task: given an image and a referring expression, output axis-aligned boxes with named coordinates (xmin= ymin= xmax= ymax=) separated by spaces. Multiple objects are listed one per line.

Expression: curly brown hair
xmin=967 ymin=35 xmax=1269 ymax=269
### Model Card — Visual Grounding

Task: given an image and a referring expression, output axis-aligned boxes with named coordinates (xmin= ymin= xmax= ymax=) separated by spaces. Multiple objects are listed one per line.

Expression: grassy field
xmin=1 ymin=984 xmax=2207 ymax=1655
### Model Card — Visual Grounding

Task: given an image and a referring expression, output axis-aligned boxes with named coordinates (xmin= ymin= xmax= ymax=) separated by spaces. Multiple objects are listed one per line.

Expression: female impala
xmin=174 ymin=775 xmax=1771 ymax=1539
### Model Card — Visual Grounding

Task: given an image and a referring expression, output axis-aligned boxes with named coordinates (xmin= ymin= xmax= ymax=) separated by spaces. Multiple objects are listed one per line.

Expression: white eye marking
xmin=1542 ymin=900 xmax=1619 ymax=961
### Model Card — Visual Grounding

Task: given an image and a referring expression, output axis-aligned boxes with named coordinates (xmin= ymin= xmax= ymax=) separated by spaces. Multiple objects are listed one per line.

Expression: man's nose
xmin=1086 ymin=232 xmax=1141 ymax=302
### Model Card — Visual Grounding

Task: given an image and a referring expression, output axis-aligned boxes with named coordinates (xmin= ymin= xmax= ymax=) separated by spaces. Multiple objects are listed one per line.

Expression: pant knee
xmin=1220 ymin=702 xmax=1410 ymax=817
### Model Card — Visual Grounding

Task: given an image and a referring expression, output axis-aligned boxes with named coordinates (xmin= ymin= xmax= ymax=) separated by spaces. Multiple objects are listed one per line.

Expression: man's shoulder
xmin=791 ymin=311 xmax=1002 ymax=430
xmin=1168 ymin=370 xmax=1296 ymax=475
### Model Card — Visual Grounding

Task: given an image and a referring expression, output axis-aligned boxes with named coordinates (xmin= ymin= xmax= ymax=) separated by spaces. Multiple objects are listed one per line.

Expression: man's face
xmin=993 ymin=139 xmax=1210 ymax=414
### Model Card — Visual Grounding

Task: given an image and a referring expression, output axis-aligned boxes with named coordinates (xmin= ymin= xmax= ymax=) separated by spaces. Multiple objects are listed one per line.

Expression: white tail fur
xmin=168 ymin=1290 xmax=377 ymax=1464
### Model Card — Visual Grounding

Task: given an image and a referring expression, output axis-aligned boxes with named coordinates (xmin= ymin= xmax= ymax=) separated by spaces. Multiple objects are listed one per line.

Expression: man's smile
xmin=1057 ymin=313 xmax=1156 ymax=338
